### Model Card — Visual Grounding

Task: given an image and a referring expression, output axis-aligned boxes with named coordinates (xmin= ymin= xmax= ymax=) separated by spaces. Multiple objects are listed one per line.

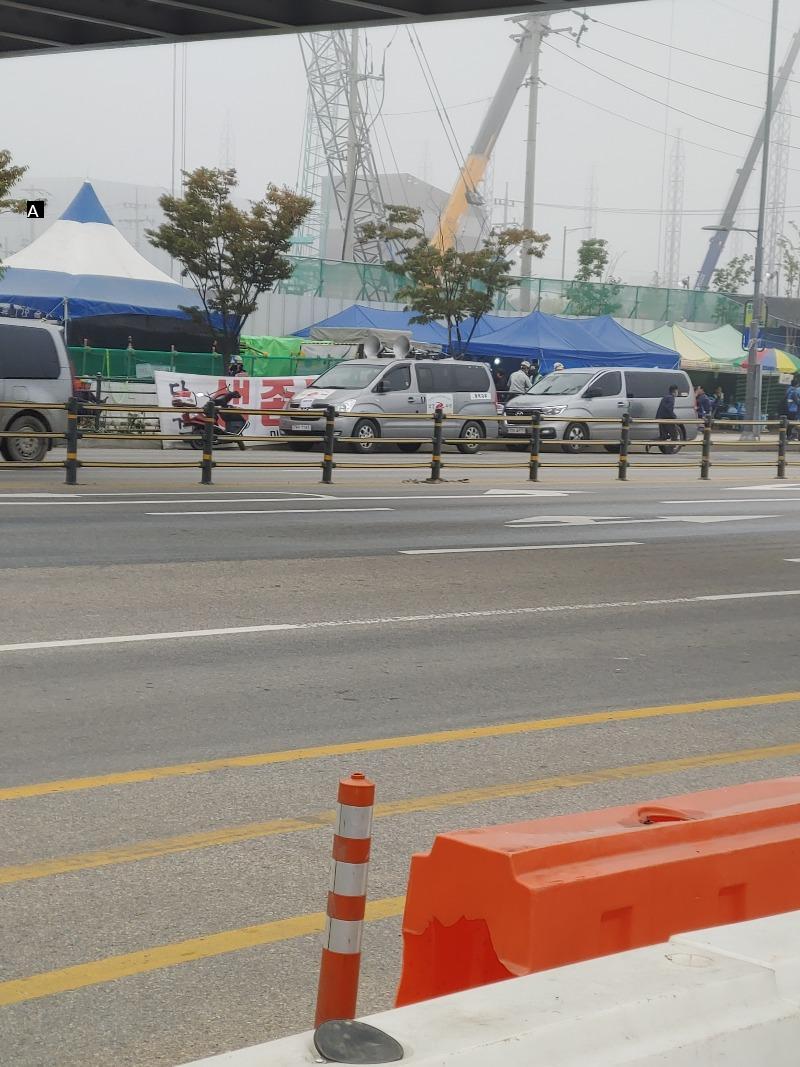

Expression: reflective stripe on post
xmin=315 ymin=772 xmax=375 ymax=1027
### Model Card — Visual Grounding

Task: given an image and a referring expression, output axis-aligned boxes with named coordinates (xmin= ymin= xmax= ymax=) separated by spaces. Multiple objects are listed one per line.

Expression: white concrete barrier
xmin=179 ymin=909 xmax=800 ymax=1065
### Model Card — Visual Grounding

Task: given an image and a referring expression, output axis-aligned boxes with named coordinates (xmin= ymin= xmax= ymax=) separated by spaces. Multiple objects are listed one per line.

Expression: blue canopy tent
xmin=0 ymin=182 xmax=211 ymax=350
xmin=466 ymin=311 xmax=679 ymax=372
xmin=295 ymin=304 xmax=450 ymax=344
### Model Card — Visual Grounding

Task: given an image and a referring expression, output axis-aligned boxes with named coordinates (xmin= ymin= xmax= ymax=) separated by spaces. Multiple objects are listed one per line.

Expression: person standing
xmin=507 ymin=360 xmax=532 ymax=398
xmin=647 ymin=384 xmax=679 ymax=453
xmin=695 ymin=385 xmax=712 ymax=419
xmin=787 ymin=376 xmax=800 ymax=439
xmin=712 ymin=385 xmax=725 ymax=414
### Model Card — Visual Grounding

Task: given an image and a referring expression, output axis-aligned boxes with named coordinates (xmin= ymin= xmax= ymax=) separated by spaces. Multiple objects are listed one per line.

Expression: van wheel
xmin=457 ymin=421 xmax=485 ymax=454
xmin=397 ymin=442 xmax=421 ymax=453
xmin=0 ymin=439 xmax=10 ymax=461
xmin=562 ymin=423 xmax=589 ymax=454
xmin=6 ymin=415 xmax=48 ymax=462
xmin=350 ymin=419 xmax=380 ymax=454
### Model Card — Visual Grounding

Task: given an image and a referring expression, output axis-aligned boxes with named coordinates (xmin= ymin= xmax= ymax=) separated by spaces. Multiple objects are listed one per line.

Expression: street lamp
xmin=561 ymin=225 xmax=591 ymax=283
xmin=701 ymin=225 xmax=758 ymax=239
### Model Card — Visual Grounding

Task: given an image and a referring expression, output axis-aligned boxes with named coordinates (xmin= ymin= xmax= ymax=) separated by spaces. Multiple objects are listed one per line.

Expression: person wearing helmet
xmin=507 ymin=360 xmax=533 ymax=399
xmin=553 ymin=362 xmax=565 ymax=372
xmin=228 ymin=355 xmax=245 ymax=377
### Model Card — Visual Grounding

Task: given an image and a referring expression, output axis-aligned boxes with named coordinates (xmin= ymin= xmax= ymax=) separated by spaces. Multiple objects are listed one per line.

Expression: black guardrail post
xmin=618 ymin=414 xmax=631 ymax=481
xmin=65 ymin=396 xmax=80 ymax=485
xmin=321 ymin=405 xmax=336 ymax=484
xmin=201 ymin=399 xmax=215 ymax=485
xmin=778 ymin=416 xmax=788 ymax=480
xmin=94 ymin=373 xmax=103 ymax=431
xmin=700 ymin=416 xmax=712 ymax=480
xmin=428 ymin=408 xmax=444 ymax=483
xmin=528 ymin=411 xmax=541 ymax=482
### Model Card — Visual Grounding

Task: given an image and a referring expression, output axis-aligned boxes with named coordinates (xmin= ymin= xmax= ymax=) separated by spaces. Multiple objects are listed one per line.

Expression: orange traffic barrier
xmin=396 ymin=777 xmax=800 ymax=1007
xmin=315 ymin=772 xmax=375 ymax=1026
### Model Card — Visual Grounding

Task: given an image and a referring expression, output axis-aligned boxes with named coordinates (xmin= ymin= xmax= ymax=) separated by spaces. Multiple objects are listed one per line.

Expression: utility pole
xmin=520 ymin=14 xmax=550 ymax=312
xmin=746 ymin=0 xmax=780 ymax=439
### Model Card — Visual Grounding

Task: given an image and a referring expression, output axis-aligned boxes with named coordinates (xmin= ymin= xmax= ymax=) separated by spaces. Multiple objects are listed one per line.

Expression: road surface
xmin=2 ymin=462 xmax=800 ymax=1065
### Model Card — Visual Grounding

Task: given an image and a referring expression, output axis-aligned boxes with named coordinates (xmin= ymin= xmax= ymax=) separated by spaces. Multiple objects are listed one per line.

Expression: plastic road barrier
xmin=395 ymin=777 xmax=800 ymax=1006
xmin=177 ymin=909 xmax=800 ymax=1066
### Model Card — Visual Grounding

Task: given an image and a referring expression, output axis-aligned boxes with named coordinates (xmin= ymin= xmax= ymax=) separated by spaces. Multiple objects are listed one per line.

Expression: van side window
xmin=626 ymin=371 xmax=688 ymax=398
xmin=592 ymin=372 xmax=622 ymax=397
xmin=0 ymin=326 xmax=60 ymax=379
xmin=452 ymin=365 xmax=490 ymax=392
xmin=416 ymin=364 xmax=490 ymax=393
xmin=417 ymin=365 xmax=454 ymax=392
xmin=380 ymin=364 xmax=411 ymax=392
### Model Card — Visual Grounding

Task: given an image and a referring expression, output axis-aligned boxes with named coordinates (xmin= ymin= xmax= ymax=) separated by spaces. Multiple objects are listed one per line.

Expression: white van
xmin=281 ymin=357 xmax=500 ymax=454
xmin=0 ymin=320 xmax=72 ymax=462
xmin=500 ymin=367 xmax=697 ymax=453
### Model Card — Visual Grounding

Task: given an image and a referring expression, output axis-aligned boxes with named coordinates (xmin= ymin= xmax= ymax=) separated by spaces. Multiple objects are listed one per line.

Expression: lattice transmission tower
xmin=661 ymin=132 xmax=685 ymax=290
xmin=584 ymin=169 xmax=598 ymax=238
xmin=765 ymin=95 xmax=791 ymax=297
xmin=297 ymin=30 xmax=386 ymax=264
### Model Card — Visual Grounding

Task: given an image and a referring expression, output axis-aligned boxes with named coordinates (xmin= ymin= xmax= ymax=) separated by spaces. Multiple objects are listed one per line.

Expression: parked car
xmin=500 ymin=367 xmax=698 ymax=454
xmin=0 ymin=319 xmax=72 ymax=462
xmin=280 ymin=357 xmax=501 ymax=455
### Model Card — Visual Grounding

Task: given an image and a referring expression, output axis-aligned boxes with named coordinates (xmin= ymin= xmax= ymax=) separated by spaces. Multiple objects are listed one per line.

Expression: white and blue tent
xmin=0 ymin=182 xmax=208 ymax=347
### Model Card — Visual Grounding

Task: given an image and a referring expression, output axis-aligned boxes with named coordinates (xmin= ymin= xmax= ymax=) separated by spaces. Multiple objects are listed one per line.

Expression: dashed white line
xmin=2 ymin=588 xmax=799 ymax=654
xmin=146 ymin=507 xmax=394 ymax=517
xmin=400 ymin=541 xmax=642 ymax=555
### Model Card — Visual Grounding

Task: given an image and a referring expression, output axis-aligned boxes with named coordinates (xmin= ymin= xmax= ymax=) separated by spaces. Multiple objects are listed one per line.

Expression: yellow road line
xmin=3 ymin=740 xmax=800 ymax=889
xmin=2 ymin=742 xmax=800 ymax=1006
xmin=3 ymin=689 xmax=800 ymax=803
xmin=0 ymin=897 xmax=406 ymax=1008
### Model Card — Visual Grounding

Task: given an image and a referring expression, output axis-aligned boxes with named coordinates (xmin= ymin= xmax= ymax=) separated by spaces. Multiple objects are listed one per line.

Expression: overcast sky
xmin=0 ymin=0 xmax=797 ymax=287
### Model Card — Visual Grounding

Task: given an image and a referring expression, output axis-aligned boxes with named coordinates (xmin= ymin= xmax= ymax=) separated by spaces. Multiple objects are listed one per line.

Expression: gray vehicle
xmin=500 ymin=367 xmax=698 ymax=454
xmin=0 ymin=319 xmax=72 ymax=462
xmin=280 ymin=357 xmax=500 ymax=455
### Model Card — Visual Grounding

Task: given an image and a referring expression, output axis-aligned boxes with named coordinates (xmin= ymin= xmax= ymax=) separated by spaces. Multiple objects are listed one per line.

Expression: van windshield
xmin=529 ymin=371 xmax=594 ymax=396
xmin=311 ymin=363 xmax=383 ymax=389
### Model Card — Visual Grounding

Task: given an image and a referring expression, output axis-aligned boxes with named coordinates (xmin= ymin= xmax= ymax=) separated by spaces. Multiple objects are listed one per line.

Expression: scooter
xmin=172 ymin=385 xmax=250 ymax=450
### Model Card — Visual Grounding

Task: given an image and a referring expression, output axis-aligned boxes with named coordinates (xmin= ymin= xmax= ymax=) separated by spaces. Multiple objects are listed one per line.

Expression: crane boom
xmin=695 ymin=23 xmax=800 ymax=291
xmin=434 ymin=17 xmax=540 ymax=250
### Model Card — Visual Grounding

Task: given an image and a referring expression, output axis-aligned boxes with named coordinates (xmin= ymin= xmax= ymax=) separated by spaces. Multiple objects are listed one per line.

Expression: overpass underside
xmin=2 ymin=1 xmax=643 ymax=59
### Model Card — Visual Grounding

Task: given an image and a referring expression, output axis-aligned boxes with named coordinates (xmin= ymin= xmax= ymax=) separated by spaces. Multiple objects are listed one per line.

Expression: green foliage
xmin=148 ymin=168 xmax=313 ymax=356
xmin=711 ymin=254 xmax=753 ymax=295
xmin=360 ymin=206 xmax=549 ymax=352
xmin=0 ymin=149 xmax=29 ymax=280
xmin=778 ymin=224 xmax=800 ymax=298
xmin=574 ymin=237 xmax=610 ymax=283
xmin=569 ymin=238 xmax=622 ymax=315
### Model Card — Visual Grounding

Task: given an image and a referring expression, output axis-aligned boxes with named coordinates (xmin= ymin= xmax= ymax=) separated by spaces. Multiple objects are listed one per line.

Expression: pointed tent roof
xmin=0 ymin=182 xmax=204 ymax=320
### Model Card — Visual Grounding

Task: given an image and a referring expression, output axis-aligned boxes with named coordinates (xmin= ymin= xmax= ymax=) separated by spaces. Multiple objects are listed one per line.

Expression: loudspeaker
xmin=392 ymin=335 xmax=411 ymax=359
xmin=363 ymin=334 xmax=382 ymax=358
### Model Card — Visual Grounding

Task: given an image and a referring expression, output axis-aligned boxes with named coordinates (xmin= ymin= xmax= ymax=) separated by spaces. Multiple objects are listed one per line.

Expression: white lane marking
xmin=400 ymin=541 xmax=642 ymax=555
xmin=505 ymin=514 xmax=776 ymax=529
xmin=146 ymin=507 xmax=394 ymax=517
xmin=3 ymin=588 xmax=800 ymax=654
xmin=784 ymin=559 xmax=800 ymax=563
xmin=664 ymin=497 xmax=800 ymax=504
xmin=483 ymin=489 xmax=584 ymax=497
xmin=724 ymin=484 xmax=800 ymax=491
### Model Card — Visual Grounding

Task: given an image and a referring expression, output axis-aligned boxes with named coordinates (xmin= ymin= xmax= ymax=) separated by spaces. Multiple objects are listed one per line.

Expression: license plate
xmin=507 ymin=425 xmax=528 ymax=434
xmin=292 ymin=421 xmax=313 ymax=429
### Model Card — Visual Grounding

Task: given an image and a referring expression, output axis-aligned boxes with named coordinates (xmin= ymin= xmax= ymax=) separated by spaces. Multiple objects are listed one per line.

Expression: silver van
xmin=0 ymin=319 xmax=71 ymax=462
xmin=280 ymin=357 xmax=500 ymax=454
xmin=500 ymin=367 xmax=697 ymax=453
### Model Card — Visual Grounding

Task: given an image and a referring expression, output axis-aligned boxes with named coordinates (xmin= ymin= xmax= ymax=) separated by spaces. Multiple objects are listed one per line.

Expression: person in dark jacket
xmin=648 ymin=385 xmax=679 ymax=452
xmin=695 ymin=385 xmax=713 ymax=418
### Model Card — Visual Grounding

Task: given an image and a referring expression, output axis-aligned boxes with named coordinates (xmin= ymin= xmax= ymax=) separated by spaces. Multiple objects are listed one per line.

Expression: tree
xmin=569 ymin=237 xmax=623 ymax=316
xmin=148 ymin=168 xmax=313 ymax=357
xmin=360 ymin=206 xmax=549 ymax=352
xmin=0 ymin=149 xmax=30 ymax=280
xmin=778 ymin=223 xmax=800 ymax=298
xmin=711 ymin=254 xmax=753 ymax=294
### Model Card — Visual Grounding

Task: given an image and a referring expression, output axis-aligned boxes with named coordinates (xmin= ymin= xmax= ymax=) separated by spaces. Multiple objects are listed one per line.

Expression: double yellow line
xmin=3 ymin=738 xmax=800 ymax=1006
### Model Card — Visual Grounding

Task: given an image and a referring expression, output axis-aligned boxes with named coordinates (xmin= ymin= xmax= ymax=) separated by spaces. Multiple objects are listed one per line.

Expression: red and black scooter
xmin=171 ymin=384 xmax=250 ymax=450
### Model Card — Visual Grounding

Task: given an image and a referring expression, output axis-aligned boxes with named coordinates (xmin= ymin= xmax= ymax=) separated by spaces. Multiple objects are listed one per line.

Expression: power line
xmin=545 ymin=39 xmax=800 ymax=150
xmin=574 ymin=37 xmax=794 ymax=118
xmin=590 ymin=14 xmax=800 ymax=88
xmin=546 ymin=80 xmax=800 ymax=174
xmin=384 ymin=96 xmax=493 ymax=117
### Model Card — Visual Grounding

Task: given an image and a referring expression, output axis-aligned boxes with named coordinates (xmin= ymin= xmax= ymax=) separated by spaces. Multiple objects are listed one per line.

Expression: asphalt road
xmin=2 ymin=462 xmax=800 ymax=1065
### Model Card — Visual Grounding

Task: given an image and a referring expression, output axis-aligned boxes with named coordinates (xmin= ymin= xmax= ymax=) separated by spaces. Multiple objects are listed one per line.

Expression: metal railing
xmin=1 ymin=399 xmax=798 ymax=485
